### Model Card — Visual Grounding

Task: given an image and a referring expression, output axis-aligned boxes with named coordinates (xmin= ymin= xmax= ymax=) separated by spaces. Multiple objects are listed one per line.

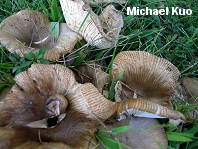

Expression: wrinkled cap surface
xmin=0 ymin=10 xmax=81 ymax=61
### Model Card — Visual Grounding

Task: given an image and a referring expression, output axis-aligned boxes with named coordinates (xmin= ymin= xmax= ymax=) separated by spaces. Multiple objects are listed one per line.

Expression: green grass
xmin=0 ymin=0 xmax=198 ymax=148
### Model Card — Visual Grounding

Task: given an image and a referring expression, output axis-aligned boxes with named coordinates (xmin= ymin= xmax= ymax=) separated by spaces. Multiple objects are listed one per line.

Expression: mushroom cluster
xmin=0 ymin=51 xmax=186 ymax=148
xmin=0 ymin=2 xmax=188 ymax=148
xmin=0 ymin=64 xmax=117 ymax=148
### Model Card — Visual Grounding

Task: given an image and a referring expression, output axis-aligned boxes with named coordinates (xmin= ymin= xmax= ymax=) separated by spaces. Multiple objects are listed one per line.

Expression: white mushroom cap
xmin=60 ymin=0 xmax=123 ymax=48
xmin=0 ymin=10 xmax=82 ymax=61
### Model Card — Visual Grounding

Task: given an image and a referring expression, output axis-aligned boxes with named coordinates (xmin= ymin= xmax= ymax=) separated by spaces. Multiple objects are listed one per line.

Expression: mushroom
xmin=76 ymin=63 xmax=109 ymax=93
xmin=99 ymin=117 xmax=168 ymax=149
xmin=60 ymin=0 xmax=123 ymax=48
xmin=0 ymin=64 xmax=117 ymax=148
xmin=112 ymin=51 xmax=185 ymax=124
xmin=181 ymin=77 xmax=198 ymax=100
xmin=174 ymin=77 xmax=198 ymax=121
xmin=0 ymin=10 xmax=82 ymax=61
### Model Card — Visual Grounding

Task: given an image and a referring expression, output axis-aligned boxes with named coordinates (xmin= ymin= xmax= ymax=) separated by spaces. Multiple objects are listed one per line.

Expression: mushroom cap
xmin=0 ymin=64 xmax=78 ymax=127
xmin=60 ymin=0 xmax=123 ymax=48
xmin=40 ymin=107 xmax=99 ymax=148
xmin=174 ymin=77 xmax=198 ymax=121
xmin=0 ymin=64 xmax=116 ymax=148
xmin=181 ymin=77 xmax=198 ymax=100
xmin=76 ymin=63 xmax=109 ymax=92
xmin=0 ymin=10 xmax=81 ymax=61
xmin=0 ymin=126 xmax=38 ymax=149
xmin=0 ymin=126 xmax=72 ymax=149
xmin=117 ymin=98 xmax=186 ymax=122
xmin=99 ymin=117 xmax=168 ymax=149
xmin=15 ymin=142 xmax=72 ymax=149
xmin=112 ymin=51 xmax=180 ymax=108
xmin=67 ymin=83 xmax=117 ymax=121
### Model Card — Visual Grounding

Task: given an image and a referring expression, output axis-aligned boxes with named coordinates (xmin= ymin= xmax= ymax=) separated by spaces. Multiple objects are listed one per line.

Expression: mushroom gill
xmin=60 ymin=0 xmax=123 ymax=48
xmin=0 ymin=64 xmax=117 ymax=148
xmin=0 ymin=10 xmax=82 ymax=61
xmin=112 ymin=51 xmax=185 ymax=124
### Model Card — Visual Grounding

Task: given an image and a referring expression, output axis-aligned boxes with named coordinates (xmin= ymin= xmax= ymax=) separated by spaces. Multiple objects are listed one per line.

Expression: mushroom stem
xmin=45 ymin=94 xmax=68 ymax=117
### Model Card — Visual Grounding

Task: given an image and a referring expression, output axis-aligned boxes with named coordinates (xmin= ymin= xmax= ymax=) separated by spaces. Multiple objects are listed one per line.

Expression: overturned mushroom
xmin=181 ymin=77 xmax=198 ymax=100
xmin=174 ymin=77 xmax=198 ymax=121
xmin=0 ymin=10 xmax=82 ymax=61
xmin=60 ymin=0 xmax=123 ymax=48
xmin=99 ymin=117 xmax=168 ymax=149
xmin=76 ymin=63 xmax=109 ymax=93
xmin=0 ymin=64 xmax=117 ymax=148
xmin=112 ymin=51 xmax=185 ymax=124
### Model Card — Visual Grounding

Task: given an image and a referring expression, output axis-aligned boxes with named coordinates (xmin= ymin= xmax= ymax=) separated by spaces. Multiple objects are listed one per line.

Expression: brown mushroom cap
xmin=182 ymin=77 xmax=198 ymax=100
xmin=0 ymin=64 xmax=116 ymax=148
xmin=15 ymin=142 xmax=73 ymax=149
xmin=0 ymin=10 xmax=81 ymax=61
xmin=117 ymin=98 xmax=186 ymax=122
xmin=0 ymin=126 xmax=72 ymax=149
xmin=67 ymin=83 xmax=117 ymax=121
xmin=112 ymin=51 xmax=186 ymax=124
xmin=99 ymin=117 xmax=168 ymax=149
xmin=174 ymin=77 xmax=198 ymax=121
xmin=112 ymin=51 xmax=180 ymax=108
xmin=0 ymin=126 xmax=38 ymax=149
xmin=60 ymin=0 xmax=123 ymax=48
